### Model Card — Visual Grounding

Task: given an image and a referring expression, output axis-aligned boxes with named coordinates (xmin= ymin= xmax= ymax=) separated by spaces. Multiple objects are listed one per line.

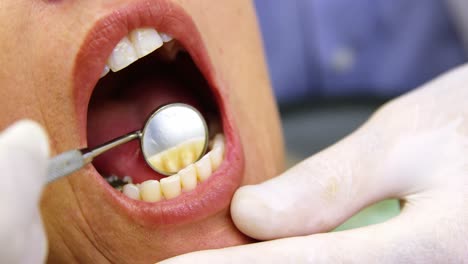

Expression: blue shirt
xmin=254 ymin=0 xmax=467 ymax=103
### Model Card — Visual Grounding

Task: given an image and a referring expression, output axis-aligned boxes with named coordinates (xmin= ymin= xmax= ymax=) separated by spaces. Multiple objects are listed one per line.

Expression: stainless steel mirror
xmin=47 ymin=103 xmax=209 ymax=183
xmin=141 ymin=103 xmax=208 ymax=175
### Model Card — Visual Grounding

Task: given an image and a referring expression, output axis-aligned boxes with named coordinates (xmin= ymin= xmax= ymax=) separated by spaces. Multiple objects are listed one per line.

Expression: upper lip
xmin=71 ymin=0 xmax=244 ymax=225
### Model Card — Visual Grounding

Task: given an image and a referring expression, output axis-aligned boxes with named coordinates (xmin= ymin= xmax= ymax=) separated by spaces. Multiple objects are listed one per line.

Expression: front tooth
xmin=160 ymin=33 xmax=173 ymax=42
xmin=195 ymin=154 xmax=212 ymax=182
xmin=122 ymin=184 xmax=140 ymax=200
xmin=193 ymin=139 xmax=205 ymax=158
xmin=179 ymin=164 xmax=197 ymax=191
xmin=107 ymin=36 xmax=138 ymax=72
xmin=148 ymin=154 xmax=164 ymax=172
xmin=163 ymin=148 xmax=181 ymax=173
xmin=129 ymin=28 xmax=163 ymax=58
xmin=160 ymin=174 xmax=182 ymax=199
xmin=139 ymin=180 xmax=162 ymax=202
xmin=210 ymin=146 xmax=224 ymax=170
xmin=210 ymin=134 xmax=225 ymax=170
xmin=212 ymin=134 xmax=225 ymax=152
xmin=180 ymin=144 xmax=196 ymax=167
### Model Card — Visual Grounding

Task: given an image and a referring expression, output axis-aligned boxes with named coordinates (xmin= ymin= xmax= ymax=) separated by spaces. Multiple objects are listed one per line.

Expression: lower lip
xmin=73 ymin=0 xmax=245 ymax=225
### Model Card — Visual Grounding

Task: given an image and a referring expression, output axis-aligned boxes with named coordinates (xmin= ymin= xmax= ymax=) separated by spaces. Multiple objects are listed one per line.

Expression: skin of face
xmin=0 ymin=0 xmax=284 ymax=262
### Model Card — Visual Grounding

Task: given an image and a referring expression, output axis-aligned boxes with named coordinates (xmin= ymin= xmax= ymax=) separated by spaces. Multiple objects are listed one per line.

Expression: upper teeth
xmin=104 ymin=28 xmax=173 ymax=74
xmin=147 ymin=137 xmax=206 ymax=174
xmin=120 ymin=134 xmax=225 ymax=202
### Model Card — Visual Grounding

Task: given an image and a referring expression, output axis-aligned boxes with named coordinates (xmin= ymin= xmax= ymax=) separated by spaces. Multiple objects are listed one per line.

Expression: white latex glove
xmin=0 ymin=120 xmax=49 ymax=263
xmin=161 ymin=65 xmax=468 ymax=263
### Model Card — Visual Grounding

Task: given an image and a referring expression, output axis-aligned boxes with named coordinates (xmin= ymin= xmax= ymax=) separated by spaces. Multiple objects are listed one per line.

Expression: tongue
xmin=87 ymin=55 xmax=211 ymax=183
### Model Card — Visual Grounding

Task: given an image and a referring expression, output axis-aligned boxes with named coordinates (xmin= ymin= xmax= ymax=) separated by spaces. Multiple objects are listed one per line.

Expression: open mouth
xmin=73 ymin=1 xmax=244 ymax=225
xmin=88 ymin=32 xmax=226 ymax=200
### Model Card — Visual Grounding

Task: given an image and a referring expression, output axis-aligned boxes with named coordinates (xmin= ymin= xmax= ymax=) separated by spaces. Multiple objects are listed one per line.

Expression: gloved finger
xmin=230 ymin=112 xmax=411 ymax=240
xmin=160 ymin=205 xmax=461 ymax=263
xmin=0 ymin=120 xmax=49 ymax=205
xmin=0 ymin=120 xmax=50 ymax=263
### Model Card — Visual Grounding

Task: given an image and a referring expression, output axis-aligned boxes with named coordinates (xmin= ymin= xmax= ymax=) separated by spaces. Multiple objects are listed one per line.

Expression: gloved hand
xmin=161 ymin=65 xmax=468 ymax=263
xmin=0 ymin=120 xmax=49 ymax=263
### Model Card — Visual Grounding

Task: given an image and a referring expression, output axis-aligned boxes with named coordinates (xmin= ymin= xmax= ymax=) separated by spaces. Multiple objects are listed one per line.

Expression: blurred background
xmin=253 ymin=0 xmax=468 ymax=230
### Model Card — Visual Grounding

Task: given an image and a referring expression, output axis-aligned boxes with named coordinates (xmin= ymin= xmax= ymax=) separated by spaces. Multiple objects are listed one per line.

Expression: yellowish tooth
xmin=210 ymin=146 xmax=224 ymax=170
xmin=139 ymin=180 xmax=163 ymax=202
xmin=160 ymin=174 xmax=182 ymax=199
xmin=213 ymin=134 xmax=225 ymax=152
xmin=193 ymin=140 xmax=205 ymax=159
xmin=122 ymin=184 xmax=140 ymax=200
xmin=163 ymin=157 xmax=179 ymax=173
xmin=148 ymin=154 xmax=164 ymax=171
xmin=179 ymin=164 xmax=197 ymax=191
xmin=195 ymin=154 xmax=212 ymax=182
xmin=163 ymin=148 xmax=181 ymax=173
xmin=180 ymin=145 xmax=196 ymax=167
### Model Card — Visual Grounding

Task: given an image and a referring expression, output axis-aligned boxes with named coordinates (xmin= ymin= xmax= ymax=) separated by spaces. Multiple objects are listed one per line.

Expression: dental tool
xmin=47 ymin=103 xmax=209 ymax=183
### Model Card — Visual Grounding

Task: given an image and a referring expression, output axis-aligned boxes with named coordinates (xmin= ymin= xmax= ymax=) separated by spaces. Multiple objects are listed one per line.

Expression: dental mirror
xmin=141 ymin=104 xmax=208 ymax=175
xmin=47 ymin=103 xmax=208 ymax=183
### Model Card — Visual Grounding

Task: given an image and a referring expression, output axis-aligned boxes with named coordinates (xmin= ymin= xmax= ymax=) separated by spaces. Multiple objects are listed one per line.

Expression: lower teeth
xmin=104 ymin=133 xmax=225 ymax=202
xmin=106 ymin=175 xmax=133 ymax=191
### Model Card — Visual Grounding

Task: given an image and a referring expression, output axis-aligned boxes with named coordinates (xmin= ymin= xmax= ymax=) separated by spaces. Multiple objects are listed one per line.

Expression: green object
xmin=334 ymin=199 xmax=400 ymax=232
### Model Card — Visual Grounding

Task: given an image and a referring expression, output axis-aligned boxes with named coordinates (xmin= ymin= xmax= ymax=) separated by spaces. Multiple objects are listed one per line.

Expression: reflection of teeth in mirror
xmin=193 ymin=140 xmax=204 ymax=159
xmin=147 ymin=137 xmax=206 ymax=173
xmin=180 ymin=148 xmax=195 ymax=167
xmin=147 ymin=155 xmax=163 ymax=172
xmin=162 ymin=148 xmax=180 ymax=173
xmin=120 ymin=133 xmax=225 ymax=201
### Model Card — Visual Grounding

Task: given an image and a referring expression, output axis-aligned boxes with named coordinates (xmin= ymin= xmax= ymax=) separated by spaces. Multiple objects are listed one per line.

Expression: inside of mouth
xmin=87 ymin=40 xmax=221 ymax=187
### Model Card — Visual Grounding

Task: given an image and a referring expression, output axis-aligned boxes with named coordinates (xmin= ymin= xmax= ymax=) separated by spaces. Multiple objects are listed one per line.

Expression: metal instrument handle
xmin=46 ymin=131 xmax=141 ymax=183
